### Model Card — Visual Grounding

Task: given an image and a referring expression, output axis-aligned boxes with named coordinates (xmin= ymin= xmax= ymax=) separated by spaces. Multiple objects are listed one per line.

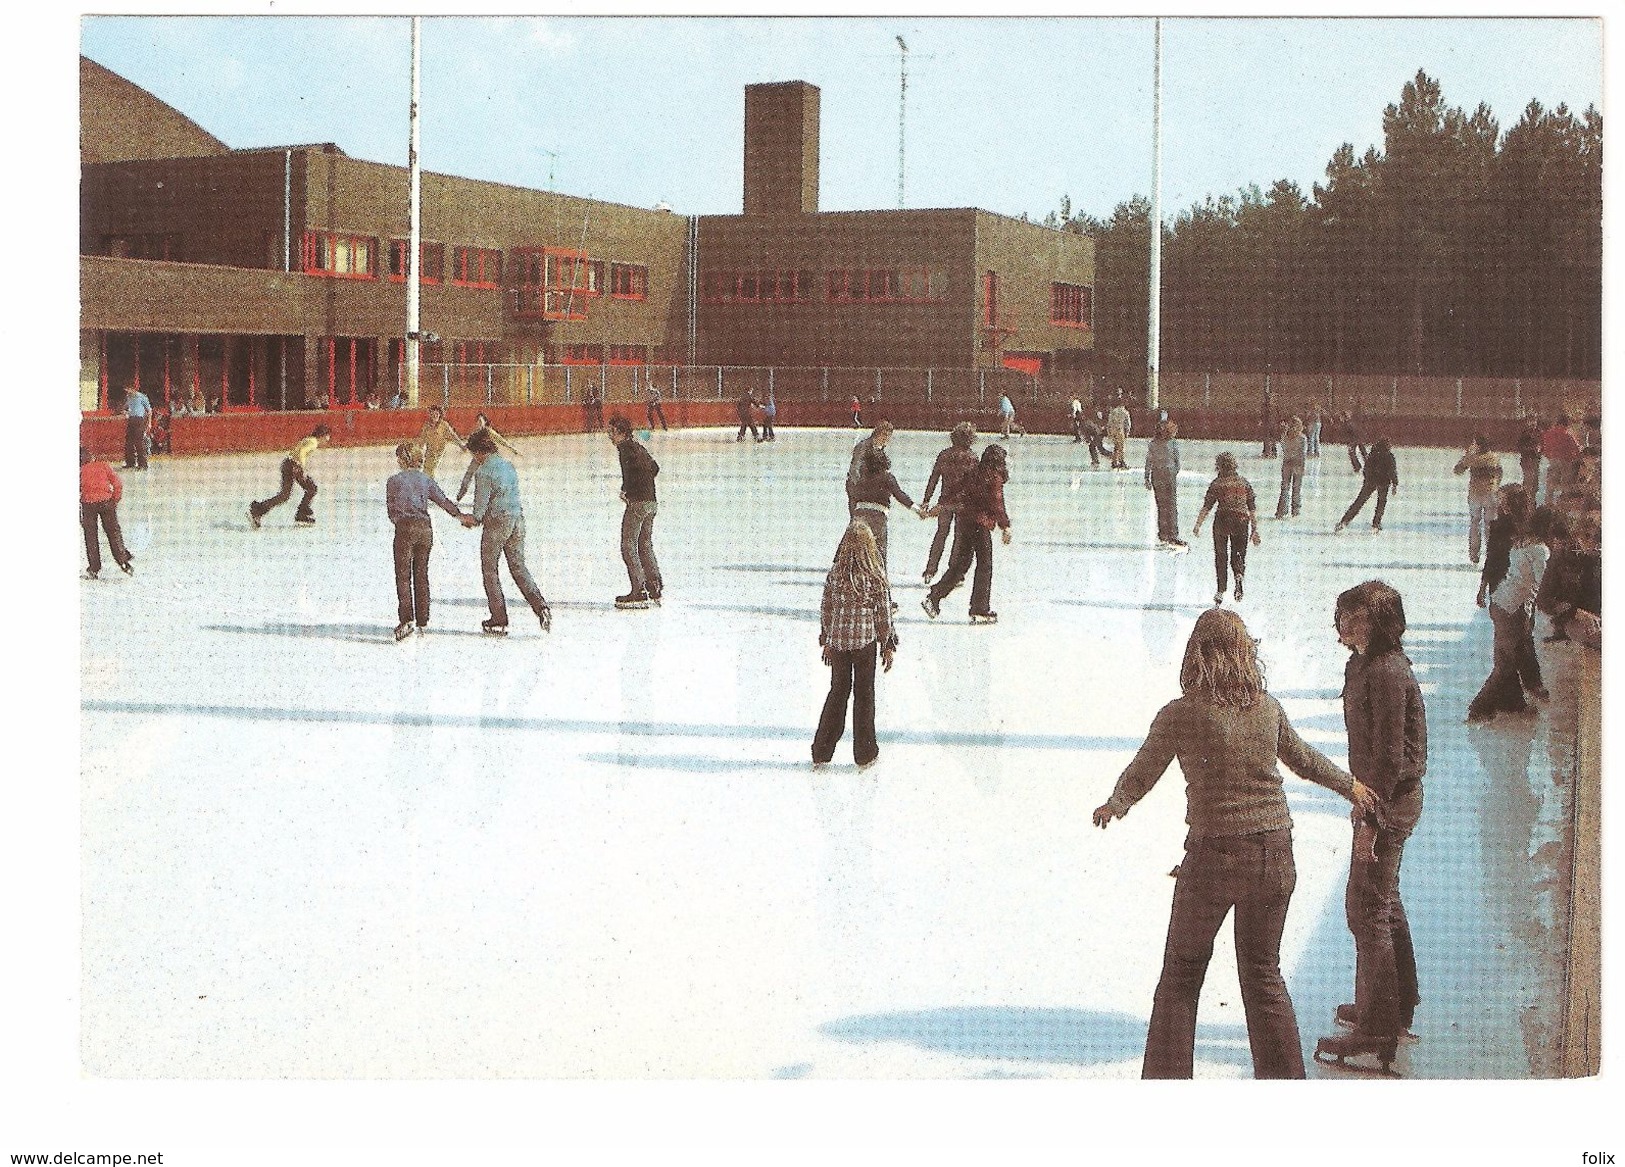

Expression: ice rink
xmin=78 ymin=423 xmax=1587 ymax=1080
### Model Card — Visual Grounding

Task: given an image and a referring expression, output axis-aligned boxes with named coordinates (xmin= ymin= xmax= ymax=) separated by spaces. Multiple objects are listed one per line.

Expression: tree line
xmin=1053 ymin=71 xmax=1601 ymax=386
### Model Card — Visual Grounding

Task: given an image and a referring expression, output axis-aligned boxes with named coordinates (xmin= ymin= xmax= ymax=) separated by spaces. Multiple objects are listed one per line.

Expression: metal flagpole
xmin=897 ymin=36 xmax=908 ymax=209
xmin=406 ymin=16 xmax=423 ymax=408
xmin=1147 ymin=17 xmax=1163 ymax=412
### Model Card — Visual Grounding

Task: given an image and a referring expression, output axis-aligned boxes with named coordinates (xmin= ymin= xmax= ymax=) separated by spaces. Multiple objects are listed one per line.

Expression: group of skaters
xmin=79 ymin=399 xmax=1600 ymax=1079
xmin=810 ymin=407 xmax=1600 ymax=1079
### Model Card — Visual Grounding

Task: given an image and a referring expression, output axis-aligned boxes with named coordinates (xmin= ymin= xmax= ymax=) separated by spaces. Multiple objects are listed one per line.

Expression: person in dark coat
xmin=921 ymin=443 xmax=1012 ymax=623
xmin=1334 ymin=437 xmax=1398 ymax=532
xmin=1313 ymin=580 xmax=1426 ymax=1074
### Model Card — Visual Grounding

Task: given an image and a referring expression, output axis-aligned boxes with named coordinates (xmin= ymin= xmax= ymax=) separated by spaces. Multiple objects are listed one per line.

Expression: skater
xmin=1314 ymin=580 xmax=1426 ymax=1075
xmin=812 ymin=521 xmax=897 ymax=769
xmin=997 ymin=393 xmax=1023 ymax=439
xmin=417 ymin=404 xmax=466 ymax=480
xmin=1453 ymin=435 xmax=1502 ymax=564
xmin=1069 ymin=397 xmax=1085 ymax=443
xmin=79 ymin=446 xmax=134 ymax=579
xmin=1539 ymin=415 xmax=1583 ymax=508
xmin=1107 ymin=399 xmax=1132 ymax=469
xmin=1092 ymin=608 xmax=1378 ymax=1079
xmin=608 ymin=414 xmax=662 ymax=609
xmin=1274 ymin=416 xmax=1307 ymax=519
xmin=920 ymin=422 xmax=979 ymax=584
xmin=385 ymin=442 xmax=464 ymax=640
xmin=645 ymin=381 xmax=669 ymax=432
xmin=760 ymin=390 xmax=777 ymax=441
xmin=736 ymin=389 xmax=761 ymax=442
xmin=1339 ymin=410 xmax=1368 ymax=474
xmin=460 ymin=429 xmax=552 ymax=635
xmin=1334 ymin=437 xmax=1399 ymax=533
xmin=122 ymin=385 xmax=152 ymax=470
xmin=846 ymin=421 xmax=893 ymax=516
xmin=850 ymin=447 xmax=923 ymax=580
xmin=921 ymin=443 xmax=1011 ymax=623
xmin=1307 ymin=404 xmax=1323 ymax=458
xmin=1081 ymin=411 xmax=1106 ymax=468
xmin=850 ymin=393 xmax=864 ymax=428
xmin=1144 ymin=419 xmax=1186 ymax=547
xmin=1467 ymin=485 xmax=1546 ymax=720
xmin=457 ymin=412 xmax=521 ymax=502
xmin=249 ymin=423 xmax=330 ymax=528
xmin=1192 ymin=452 xmax=1260 ymax=605
xmin=1516 ymin=414 xmax=1542 ymax=497
xmin=582 ymin=379 xmax=604 ymax=433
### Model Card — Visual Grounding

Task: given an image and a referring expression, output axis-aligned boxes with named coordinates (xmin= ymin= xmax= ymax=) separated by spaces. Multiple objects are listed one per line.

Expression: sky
xmin=76 ymin=13 xmax=1603 ymax=224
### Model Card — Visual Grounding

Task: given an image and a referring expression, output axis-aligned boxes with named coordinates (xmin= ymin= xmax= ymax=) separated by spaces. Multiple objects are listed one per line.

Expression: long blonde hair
xmin=1179 ymin=609 xmax=1266 ymax=708
xmin=830 ymin=520 xmax=886 ymax=592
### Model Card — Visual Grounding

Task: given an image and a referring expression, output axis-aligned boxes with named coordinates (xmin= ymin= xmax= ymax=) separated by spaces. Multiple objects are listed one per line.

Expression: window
xmin=451 ymin=246 xmax=503 ymax=288
xmin=1050 ymin=282 xmax=1093 ymax=328
xmin=702 ymin=269 xmax=814 ymax=304
xmin=388 ymin=240 xmax=445 ymax=283
xmin=549 ymin=344 xmax=603 ymax=366
xmin=609 ymin=264 xmax=648 ymax=299
xmin=300 ymin=231 xmax=377 ymax=278
xmin=511 ymin=247 xmax=598 ymax=319
xmin=827 ymin=268 xmax=945 ymax=303
xmin=606 ymin=344 xmax=647 ymax=366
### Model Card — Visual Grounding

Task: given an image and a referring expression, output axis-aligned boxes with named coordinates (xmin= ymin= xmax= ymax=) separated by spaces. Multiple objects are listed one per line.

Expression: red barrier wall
xmin=79 ymin=401 xmax=746 ymax=460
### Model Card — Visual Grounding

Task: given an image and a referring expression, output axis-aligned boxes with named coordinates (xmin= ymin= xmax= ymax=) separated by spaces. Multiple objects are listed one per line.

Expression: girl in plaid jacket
xmin=812 ymin=521 xmax=897 ymax=769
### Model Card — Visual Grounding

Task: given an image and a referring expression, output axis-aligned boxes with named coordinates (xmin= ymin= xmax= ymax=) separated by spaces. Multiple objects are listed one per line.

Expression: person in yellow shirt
xmin=249 ymin=424 xmax=331 ymax=528
xmin=418 ymin=405 xmax=466 ymax=479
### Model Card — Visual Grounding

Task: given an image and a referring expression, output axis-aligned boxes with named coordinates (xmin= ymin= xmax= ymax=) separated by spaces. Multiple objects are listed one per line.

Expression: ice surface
xmin=78 ymin=426 xmax=1582 ymax=1078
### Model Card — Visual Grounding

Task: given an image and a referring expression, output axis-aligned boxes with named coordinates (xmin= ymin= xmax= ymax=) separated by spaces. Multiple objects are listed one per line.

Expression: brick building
xmin=80 ymin=58 xmax=1094 ymax=415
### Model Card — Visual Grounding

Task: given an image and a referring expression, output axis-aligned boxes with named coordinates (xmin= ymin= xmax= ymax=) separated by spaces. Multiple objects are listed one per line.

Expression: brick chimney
xmin=743 ymin=81 xmax=819 ymax=215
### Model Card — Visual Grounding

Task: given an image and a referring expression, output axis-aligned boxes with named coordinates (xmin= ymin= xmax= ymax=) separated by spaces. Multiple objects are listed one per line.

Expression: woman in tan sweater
xmin=1094 ymin=608 xmax=1379 ymax=1078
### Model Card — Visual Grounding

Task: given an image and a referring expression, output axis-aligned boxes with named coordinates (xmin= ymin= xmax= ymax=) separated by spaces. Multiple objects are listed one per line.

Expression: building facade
xmin=80 ymin=59 xmax=1093 ymax=415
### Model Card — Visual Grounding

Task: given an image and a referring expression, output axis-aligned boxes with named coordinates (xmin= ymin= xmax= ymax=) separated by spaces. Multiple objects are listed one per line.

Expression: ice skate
xmin=1234 ymin=577 xmax=1244 ymax=601
xmin=1314 ymin=1031 xmax=1400 ymax=1076
xmin=921 ymin=596 xmax=939 ymax=619
xmin=615 ymin=590 xmax=652 ymax=610
xmin=537 ymin=604 xmax=552 ymax=634
xmin=481 ymin=619 xmax=508 ymax=636
xmin=83 ymin=570 xmax=100 ymax=581
xmin=294 ymin=516 xmax=316 ymax=526
xmin=393 ymin=622 xmax=414 ymax=642
xmin=248 ymin=505 xmax=261 ymax=529
xmin=969 ymin=611 xmax=998 ymax=625
xmin=1334 ymin=1003 xmax=1418 ymax=1043
xmin=120 ymin=558 xmax=135 ymax=576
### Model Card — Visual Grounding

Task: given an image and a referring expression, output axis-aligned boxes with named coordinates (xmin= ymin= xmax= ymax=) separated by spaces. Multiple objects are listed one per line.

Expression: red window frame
xmin=451 ymin=246 xmax=503 ymax=289
xmin=606 ymin=344 xmax=647 ymax=366
xmin=388 ymin=240 xmax=444 ymax=284
xmin=511 ymin=247 xmax=596 ymax=319
xmin=609 ymin=262 xmax=648 ymax=300
xmin=550 ymin=344 xmax=603 ymax=366
xmin=703 ymin=269 xmax=812 ymax=304
xmin=828 ymin=268 xmax=944 ymax=304
xmin=300 ymin=231 xmax=378 ymax=279
xmin=1050 ymin=282 xmax=1093 ymax=329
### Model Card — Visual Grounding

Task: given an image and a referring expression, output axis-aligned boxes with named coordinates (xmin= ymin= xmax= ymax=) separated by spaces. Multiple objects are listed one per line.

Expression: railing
xmin=404 ymin=363 xmax=1599 ymax=421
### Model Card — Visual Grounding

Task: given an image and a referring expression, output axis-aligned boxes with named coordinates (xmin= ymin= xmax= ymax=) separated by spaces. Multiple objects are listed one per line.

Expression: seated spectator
xmin=1537 ymin=510 xmax=1601 ymax=647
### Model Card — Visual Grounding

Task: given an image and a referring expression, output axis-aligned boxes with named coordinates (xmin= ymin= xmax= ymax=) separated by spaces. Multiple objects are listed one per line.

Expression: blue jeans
xmin=1143 ymin=828 xmax=1304 ymax=1078
xmin=480 ymin=512 xmax=548 ymax=625
xmin=1344 ymin=824 xmax=1419 ymax=1037
xmin=620 ymin=499 xmax=661 ymax=595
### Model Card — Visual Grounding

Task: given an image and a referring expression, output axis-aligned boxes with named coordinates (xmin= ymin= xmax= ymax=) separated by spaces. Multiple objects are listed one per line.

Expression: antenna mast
xmin=405 ymin=16 xmax=423 ymax=408
xmin=897 ymin=35 xmax=908 ymax=209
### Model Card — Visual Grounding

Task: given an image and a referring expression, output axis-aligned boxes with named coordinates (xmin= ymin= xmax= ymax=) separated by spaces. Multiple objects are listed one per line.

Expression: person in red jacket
xmin=1539 ymin=415 xmax=1583 ymax=508
xmin=80 ymin=446 xmax=134 ymax=579
xmin=920 ymin=443 xmax=1012 ymax=623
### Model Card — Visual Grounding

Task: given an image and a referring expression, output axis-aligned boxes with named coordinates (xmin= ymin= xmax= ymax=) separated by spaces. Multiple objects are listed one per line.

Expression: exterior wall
xmin=971 ymin=210 xmax=1096 ymax=371
xmin=81 ymin=152 xmax=292 ymax=268
xmin=695 ymin=209 xmax=980 ymax=368
xmin=743 ymin=82 xmax=819 ymax=215
xmin=80 ymin=56 xmax=227 ymax=163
